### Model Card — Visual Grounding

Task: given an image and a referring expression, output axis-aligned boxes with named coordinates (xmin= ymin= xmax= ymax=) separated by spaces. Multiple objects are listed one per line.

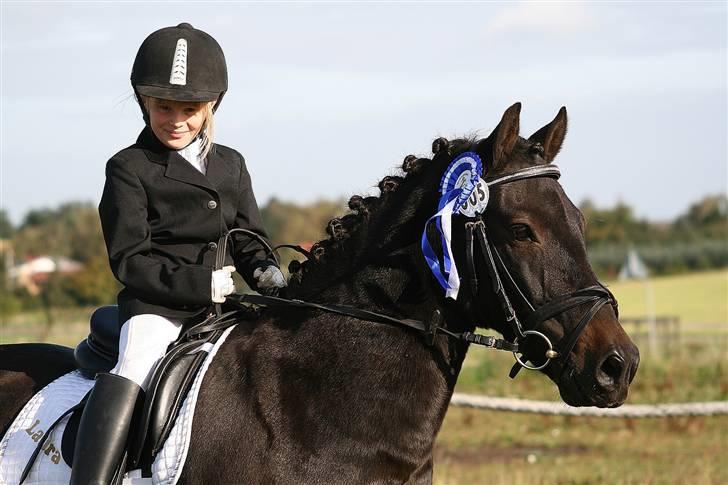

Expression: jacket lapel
xmin=136 ymin=127 xmax=226 ymax=194
xmin=164 ymin=153 xmax=216 ymax=192
xmin=204 ymin=148 xmax=234 ymax=192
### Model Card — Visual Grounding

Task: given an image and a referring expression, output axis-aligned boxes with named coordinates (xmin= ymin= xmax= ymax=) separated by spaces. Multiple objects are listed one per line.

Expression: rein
xmin=216 ymin=163 xmax=616 ymax=378
xmin=225 ymin=293 xmax=518 ymax=352
xmin=187 ymin=294 xmax=518 ymax=353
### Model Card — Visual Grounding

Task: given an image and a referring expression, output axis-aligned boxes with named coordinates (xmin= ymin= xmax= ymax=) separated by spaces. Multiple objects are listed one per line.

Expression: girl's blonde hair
xmin=198 ymin=101 xmax=215 ymax=160
xmin=138 ymin=95 xmax=216 ymax=160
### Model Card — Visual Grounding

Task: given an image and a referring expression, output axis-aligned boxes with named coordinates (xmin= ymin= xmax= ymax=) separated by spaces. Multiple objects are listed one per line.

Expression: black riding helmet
xmin=131 ymin=23 xmax=227 ymax=122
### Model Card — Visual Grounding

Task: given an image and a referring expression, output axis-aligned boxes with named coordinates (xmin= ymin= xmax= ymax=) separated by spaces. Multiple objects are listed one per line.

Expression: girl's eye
xmin=512 ymin=224 xmax=535 ymax=242
xmin=184 ymin=108 xmax=197 ymax=115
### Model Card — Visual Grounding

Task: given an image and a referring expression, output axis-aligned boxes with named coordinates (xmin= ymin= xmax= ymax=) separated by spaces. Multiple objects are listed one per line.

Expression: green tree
xmin=673 ymin=194 xmax=728 ymax=241
xmin=14 ymin=201 xmax=104 ymax=264
xmin=0 ymin=210 xmax=14 ymax=239
xmin=64 ymin=252 xmax=120 ymax=306
xmin=581 ymin=195 xmax=728 ymax=277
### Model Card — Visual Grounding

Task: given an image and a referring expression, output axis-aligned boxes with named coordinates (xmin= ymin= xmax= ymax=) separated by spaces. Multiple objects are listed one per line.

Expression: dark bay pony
xmin=0 ymin=103 xmax=639 ymax=484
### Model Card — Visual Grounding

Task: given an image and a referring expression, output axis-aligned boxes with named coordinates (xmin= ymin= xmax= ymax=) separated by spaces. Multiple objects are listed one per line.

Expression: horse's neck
xmin=193 ymin=259 xmax=471 ymax=479
xmin=318 ymin=259 xmax=471 ymax=424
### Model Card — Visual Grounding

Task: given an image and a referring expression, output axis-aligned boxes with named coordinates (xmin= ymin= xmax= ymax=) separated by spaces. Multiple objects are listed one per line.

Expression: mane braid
xmin=289 ymin=136 xmax=477 ymax=298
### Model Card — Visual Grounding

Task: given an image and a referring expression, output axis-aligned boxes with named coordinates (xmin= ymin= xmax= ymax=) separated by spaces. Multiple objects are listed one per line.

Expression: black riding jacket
xmin=99 ymin=127 xmax=275 ymax=325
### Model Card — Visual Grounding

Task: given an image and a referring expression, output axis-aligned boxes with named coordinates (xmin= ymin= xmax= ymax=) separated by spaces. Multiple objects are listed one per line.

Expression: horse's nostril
xmin=628 ymin=348 xmax=640 ymax=384
xmin=597 ymin=352 xmax=626 ymax=389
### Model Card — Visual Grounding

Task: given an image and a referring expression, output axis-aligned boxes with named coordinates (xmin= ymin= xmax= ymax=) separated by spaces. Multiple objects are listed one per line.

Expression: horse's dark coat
xmin=0 ymin=104 xmax=638 ymax=484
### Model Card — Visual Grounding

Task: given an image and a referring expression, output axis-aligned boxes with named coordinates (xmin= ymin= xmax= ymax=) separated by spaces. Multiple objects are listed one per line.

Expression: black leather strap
xmin=484 ymin=165 xmax=561 ymax=187
xmin=523 ymin=286 xmax=612 ymax=332
xmin=465 ymin=223 xmax=478 ymax=296
xmin=491 ymin=243 xmax=535 ymax=312
xmin=273 ymin=244 xmax=312 ymax=260
xmin=181 ymin=310 xmax=240 ymax=340
xmin=474 ymin=223 xmax=522 ymax=333
xmin=215 ymin=228 xmax=278 ymax=271
xmin=225 ymin=293 xmax=517 ymax=352
xmin=228 ymin=294 xmax=427 ymax=333
xmin=555 ymin=297 xmax=610 ymax=359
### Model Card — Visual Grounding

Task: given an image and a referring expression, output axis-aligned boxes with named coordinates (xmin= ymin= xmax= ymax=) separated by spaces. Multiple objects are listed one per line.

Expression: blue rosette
xmin=421 ymin=152 xmax=483 ymax=300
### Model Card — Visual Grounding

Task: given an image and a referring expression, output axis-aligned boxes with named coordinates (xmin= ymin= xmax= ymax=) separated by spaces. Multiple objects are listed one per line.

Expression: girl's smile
xmin=166 ymin=130 xmax=190 ymax=139
xmin=145 ymin=97 xmax=210 ymax=150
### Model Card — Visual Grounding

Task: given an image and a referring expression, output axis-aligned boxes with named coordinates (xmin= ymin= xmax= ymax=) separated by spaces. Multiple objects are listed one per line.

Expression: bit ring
xmin=513 ymin=330 xmax=558 ymax=371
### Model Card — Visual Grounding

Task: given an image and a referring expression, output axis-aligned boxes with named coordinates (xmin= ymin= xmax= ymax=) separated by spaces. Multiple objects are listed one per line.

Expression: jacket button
xmin=207 ymin=242 xmax=218 ymax=251
xmin=207 ymin=200 xmax=218 ymax=210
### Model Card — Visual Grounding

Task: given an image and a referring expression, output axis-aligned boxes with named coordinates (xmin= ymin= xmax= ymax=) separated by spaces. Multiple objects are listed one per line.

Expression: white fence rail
xmin=450 ymin=393 xmax=728 ymax=418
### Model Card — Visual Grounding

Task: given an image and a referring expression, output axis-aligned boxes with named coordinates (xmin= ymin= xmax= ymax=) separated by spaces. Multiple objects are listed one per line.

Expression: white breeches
xmin=109 ymin=314 xmax=183 ymax=390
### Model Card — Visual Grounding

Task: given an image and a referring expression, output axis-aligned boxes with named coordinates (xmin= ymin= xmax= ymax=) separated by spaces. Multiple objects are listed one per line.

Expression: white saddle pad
xmin=0 ymin=325 xmax=236 ymax=485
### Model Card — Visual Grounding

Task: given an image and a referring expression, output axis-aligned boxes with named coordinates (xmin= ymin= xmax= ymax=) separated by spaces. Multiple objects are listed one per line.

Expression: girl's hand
xmin=211 ymin=266 xmax=236 ymax=303
xmin=253 ymin=266 xmax=287 ymax=296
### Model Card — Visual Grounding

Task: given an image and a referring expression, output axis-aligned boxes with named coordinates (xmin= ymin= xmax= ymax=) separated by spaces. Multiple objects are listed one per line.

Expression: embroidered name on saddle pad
xmin=0 ymin=371 xmax=93 ymax=485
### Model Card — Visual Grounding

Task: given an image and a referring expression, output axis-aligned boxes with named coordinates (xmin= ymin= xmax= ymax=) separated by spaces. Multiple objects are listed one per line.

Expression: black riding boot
xmin=70 ymin=373 xmax=142 ymax=485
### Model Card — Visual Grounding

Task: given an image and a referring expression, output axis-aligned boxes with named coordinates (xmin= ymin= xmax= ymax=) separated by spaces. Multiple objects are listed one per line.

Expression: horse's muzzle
xmin=558 ymin=341 xmax=640 ymax=408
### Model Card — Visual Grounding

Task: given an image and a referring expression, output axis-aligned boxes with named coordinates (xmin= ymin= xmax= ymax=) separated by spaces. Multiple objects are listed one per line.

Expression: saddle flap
xmin=146 ymin=352 xmax=207 ymax=459
xmin=127 ymin=342 xmax=211 ymax=472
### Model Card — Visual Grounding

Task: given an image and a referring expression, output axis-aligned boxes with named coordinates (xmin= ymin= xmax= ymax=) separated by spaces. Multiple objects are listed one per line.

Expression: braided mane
xmin=288 ymin=136 xmax=476 ymax=297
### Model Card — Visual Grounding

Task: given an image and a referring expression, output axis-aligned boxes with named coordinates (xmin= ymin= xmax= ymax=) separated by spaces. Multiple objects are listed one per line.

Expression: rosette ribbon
xmin=421 ymin=152 xmax=483 ymax=300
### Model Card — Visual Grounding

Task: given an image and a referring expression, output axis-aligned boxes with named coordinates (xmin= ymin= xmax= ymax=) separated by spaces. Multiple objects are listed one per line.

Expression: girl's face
xmin=146 ymin=97 xmax=210 ymax=150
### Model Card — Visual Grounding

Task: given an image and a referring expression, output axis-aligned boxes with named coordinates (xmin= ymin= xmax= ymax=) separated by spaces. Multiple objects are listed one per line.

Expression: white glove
xmin=211 ymin=266 xmax=236 ymax=303
xmin=253 ymin=265 xmax=287 ymax=293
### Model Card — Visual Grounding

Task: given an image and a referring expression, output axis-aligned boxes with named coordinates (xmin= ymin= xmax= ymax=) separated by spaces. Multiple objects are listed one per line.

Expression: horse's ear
xmin=487 ymin=102 xmax=521 ymax=170
xmin=528 ymin=106 xmax=568 ymax=162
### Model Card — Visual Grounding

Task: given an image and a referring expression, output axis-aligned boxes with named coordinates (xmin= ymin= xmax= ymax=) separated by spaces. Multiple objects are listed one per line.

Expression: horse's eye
xmin=512 ymin=224 xmax=535 ymax=241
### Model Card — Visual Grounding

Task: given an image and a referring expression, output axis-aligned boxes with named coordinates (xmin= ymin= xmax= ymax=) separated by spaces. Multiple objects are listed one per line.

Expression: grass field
xmin=434 ymin=409 xmax=726 ymax=484
xmin=608 ymin=269 xmax=728 ymax=334
xmin=1 ymin=269 xmax=727 ymax=484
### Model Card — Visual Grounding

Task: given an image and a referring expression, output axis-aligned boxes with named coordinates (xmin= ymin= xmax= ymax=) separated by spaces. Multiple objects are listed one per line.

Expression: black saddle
xmin=64 ymin=305 xmax=246 ymax=475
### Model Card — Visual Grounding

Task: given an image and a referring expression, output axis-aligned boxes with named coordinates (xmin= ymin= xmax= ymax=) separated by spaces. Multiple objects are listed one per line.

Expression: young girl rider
xmin=70 ymin=23 xmax=286 ymax=484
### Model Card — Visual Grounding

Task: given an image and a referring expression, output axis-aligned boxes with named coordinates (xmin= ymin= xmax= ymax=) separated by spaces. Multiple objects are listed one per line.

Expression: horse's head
xmin=453 ymin=103 xmax=639 ymax=407
xmin=290 ymin=102 xmax=638 ymax=408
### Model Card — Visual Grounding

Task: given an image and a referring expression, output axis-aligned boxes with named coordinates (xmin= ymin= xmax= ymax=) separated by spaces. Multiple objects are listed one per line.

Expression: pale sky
xmin=1 ymin=2 xmax=726 ymax=225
